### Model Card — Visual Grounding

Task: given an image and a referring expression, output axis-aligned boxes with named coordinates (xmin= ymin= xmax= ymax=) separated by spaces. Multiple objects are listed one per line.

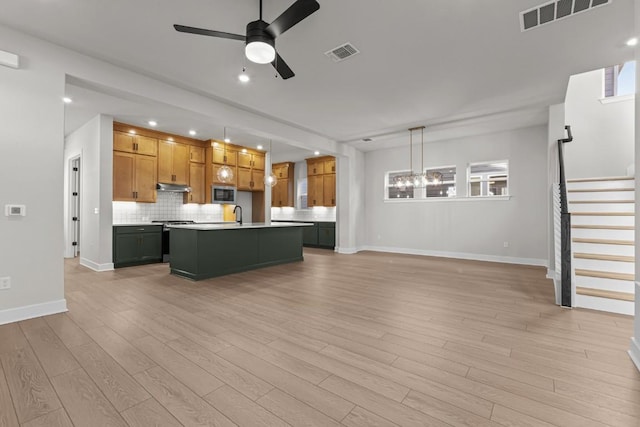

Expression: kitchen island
xmin=168 ymin=222 xmax=313 ymax=280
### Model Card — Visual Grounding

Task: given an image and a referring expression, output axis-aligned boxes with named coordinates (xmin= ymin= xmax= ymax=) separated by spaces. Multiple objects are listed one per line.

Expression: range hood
xmin=156 ymin=183 xmax=192 ymax=193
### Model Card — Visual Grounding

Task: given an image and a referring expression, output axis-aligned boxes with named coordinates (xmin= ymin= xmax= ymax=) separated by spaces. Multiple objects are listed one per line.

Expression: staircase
xmin=567 ymin=176 xmax=635 ymax=315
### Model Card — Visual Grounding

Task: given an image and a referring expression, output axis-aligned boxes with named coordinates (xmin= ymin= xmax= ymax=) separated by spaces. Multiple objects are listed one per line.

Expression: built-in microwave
xmin=211 ymin=186 xmax=237 ymax=204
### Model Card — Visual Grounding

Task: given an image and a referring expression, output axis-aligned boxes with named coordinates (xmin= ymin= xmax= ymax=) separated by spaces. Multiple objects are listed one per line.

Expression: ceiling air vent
xmin=520 ymin=0 xmax=610 ymax=32
xmin=325 ymin=42 xmax=360 ymax=62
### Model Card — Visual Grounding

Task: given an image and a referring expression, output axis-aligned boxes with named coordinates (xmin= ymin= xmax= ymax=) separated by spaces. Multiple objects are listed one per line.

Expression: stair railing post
xmin=558 ymin=125 xmax=573 ymax=308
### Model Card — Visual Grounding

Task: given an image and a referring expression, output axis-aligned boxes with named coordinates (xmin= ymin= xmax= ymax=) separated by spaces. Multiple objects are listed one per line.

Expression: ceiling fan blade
xmin=173 ymin=24 xmax=245 ymax=41
xmin=265 ymin=0 xmax=320 ymax=38
xmin=272 ymin=53 xmax=295 ymax=79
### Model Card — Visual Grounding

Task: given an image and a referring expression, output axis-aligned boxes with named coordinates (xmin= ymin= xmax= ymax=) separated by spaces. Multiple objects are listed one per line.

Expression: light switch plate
xmin=5 ymin=205 xmax=26 ymax=216
xmin=0 ymin=277 xmax=10 ymax=290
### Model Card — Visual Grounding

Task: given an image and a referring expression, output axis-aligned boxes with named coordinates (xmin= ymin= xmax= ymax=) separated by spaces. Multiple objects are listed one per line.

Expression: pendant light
xmin=217 ymin=127 xmax=234 ymax=183
xmin=263 ymin=140 xmax=278 ymax=187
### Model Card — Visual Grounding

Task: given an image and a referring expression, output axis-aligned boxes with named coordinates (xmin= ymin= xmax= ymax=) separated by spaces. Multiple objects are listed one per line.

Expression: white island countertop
xmin=167 ymin=221 xmax=314 ymax=230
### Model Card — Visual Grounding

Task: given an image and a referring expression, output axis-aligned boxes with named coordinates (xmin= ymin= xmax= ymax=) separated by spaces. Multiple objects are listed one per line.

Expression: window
xmin=425 ymin=166 xmax=456 ymax=198
xmin=468 ymin=161 xmax=508 ymax=197
xmin=386 ymin=170 xmax=415 ymax=199
xmin=604 ymin=61 xmax=636 ymax=97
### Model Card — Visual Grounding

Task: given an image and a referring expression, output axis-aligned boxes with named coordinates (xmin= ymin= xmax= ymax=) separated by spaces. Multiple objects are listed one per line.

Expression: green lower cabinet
xmin=113 ymin=226 xmax=162 ymax=268
xmin=318 ymin=223 xmax=336 ymax=248
xmin=302 ymin=223 xmax=319 ymax=246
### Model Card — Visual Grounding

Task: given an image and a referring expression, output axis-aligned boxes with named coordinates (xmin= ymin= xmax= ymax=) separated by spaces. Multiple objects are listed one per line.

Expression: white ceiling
xmin=1 ymin=0 xmax=635 ymax=153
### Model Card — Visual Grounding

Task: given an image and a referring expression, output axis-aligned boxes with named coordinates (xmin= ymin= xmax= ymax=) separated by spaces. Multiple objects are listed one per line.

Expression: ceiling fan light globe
xmin=246 ymin=41 xmax=276 ymax=64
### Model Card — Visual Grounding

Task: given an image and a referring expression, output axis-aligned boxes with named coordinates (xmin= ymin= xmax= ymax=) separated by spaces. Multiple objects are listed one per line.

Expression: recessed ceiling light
xmin=314 ymin=151 xmax=320 ymax=156
xmin=167 ymin=137 xmax=174 ymax=142
xmin=238 ymin=72 xmax=250 ymax=83
xmin=241 ymin=148 xmax=248 ymax=153
xmin=189 ymin=130 xmax=197 ymax=136
xmin=128 ymin=130 xmax=136 ymax=135
xmin=224 ymin=138 xmax=231 ymax=143
xmin=627 ymin=37 xmax=638 ymax=46
xmin=62 ymin=97 xmax=73 ymax=104
xmin=148 ymin=120 xmax=157 ymax=127
xmin=257 ymin=145 xmax=263 ymax=150
xmin=212 ymin=142 xmax=219 ymax=147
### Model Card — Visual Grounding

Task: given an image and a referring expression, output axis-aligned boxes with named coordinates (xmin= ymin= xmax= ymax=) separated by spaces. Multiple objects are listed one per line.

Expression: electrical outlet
xmin=503 ymin=242 xmax=509 ymax=248
xmin=0 ymin=277 xmax=10 ymax=290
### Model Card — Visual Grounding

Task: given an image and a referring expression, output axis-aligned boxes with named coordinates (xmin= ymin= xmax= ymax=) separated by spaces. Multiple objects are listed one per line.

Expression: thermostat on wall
xmin=5 ymin=205 xmax=26 ymax=217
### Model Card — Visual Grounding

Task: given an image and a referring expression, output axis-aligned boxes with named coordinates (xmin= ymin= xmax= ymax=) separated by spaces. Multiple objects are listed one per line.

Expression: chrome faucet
xmin=233 ymin=205 xmax=243 ymax=225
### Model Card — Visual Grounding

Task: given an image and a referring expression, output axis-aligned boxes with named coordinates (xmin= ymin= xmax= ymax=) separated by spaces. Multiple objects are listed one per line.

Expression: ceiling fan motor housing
xmin=246 ymin=20 xmax=274 ymax=48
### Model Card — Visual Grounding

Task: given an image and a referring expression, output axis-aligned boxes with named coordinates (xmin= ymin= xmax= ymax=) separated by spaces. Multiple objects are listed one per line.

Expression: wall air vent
xmin=325 ymin=43 xmax=360 ymax=62
xmin=520 ymin=0 xmax=610 ymax=32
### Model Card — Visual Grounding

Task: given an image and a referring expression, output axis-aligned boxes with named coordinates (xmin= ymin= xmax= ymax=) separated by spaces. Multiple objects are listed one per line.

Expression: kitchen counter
xmin=168 ymin=221 xmax=313 ymax=230
xmin=169 ymin=222 xmax=312 ymax=280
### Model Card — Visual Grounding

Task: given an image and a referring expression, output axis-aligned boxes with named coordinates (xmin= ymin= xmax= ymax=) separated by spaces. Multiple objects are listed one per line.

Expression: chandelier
xmin=394 ymin=126 xmax=441 ymax=188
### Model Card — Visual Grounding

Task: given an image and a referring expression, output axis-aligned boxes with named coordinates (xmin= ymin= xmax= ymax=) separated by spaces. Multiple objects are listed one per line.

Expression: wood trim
xmin=114 ymin=122 xmax=207 ymax=147
xmin=575 ymin=269 xmax=635 ymax=281
xmin=567 ymin=176 xmax=634 ymax=183
xmin=569 ymin=200 xmax=634 ymax=204
xmin=571 ymin=225 xmax=634 ymax=230
xmin=570 ymin=212 xmax=635 ymax=216
xmin=572 ymin=238 xmax=634 ymax=246
xmin=207 ymin=140 xmax=265 ymax=157
xmin=573 ymin=253 xmax=635 ymax=262
xmin=576 ymin=287 xmax=635 ymax=301
xmin=568 ymin=188 xmax=634 ymax=193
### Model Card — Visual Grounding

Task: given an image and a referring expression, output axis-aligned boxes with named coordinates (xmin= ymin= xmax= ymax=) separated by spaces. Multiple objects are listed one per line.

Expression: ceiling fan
xmin=174 ymin=0 xmax=320 ymax=80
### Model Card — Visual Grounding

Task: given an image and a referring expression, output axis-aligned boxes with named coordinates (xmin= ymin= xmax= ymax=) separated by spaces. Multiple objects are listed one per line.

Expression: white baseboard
xmin=629 ymin=338 xmax=640 ymax=373
xmin=336 ymin=247 xmax=358 ymax=255
xmin=0 ymin=299 xmax=67 ymax=325
xmin=359 ymin=245 xmax=547 ymax=267
xmin=80 ymin=258 xmax=114 ymax=272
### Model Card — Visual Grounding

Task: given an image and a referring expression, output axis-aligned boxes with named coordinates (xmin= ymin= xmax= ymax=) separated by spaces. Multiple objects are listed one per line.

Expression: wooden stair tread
xmin=569 ymin=200 xmax=634 ymax=204
xmin=576 ymin=287 xmax=635 ymax=302
xmin=568 ymin=188 xmax=634 ymax=193
xmin=567 ymin=176 xmax=634 ymax=183
xmin=575 ymin=269 xmax=635 ymax=281
xmin=570 ymin=212 xmax=635 ymax=216
xmin=572 ymin=238 xmax=634 ymax=246
xmin=573 ymin=253 xmax=635 ymax=262
xmin=571 ymin=225 xmax=634 ymax=230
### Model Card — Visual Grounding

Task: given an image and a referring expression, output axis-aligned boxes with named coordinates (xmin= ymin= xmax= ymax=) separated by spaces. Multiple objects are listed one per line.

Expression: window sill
xmin=599 ymin=94 xmax=635 ymax=104
xmin=383 ymin=195 xmax=511 ymax=203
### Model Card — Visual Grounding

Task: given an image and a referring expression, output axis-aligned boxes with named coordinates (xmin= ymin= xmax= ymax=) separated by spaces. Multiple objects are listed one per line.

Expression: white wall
xmin=631 ymin=0 xmax=640 ymax=373
xmin=0 ymin=36 xmax=66 ymax=322
xmin=63 ymin=114 xmax=114 ymax=270
xmin=565 ymin=69 xmax=635 ymax=179
xmin=363 ymin=125 xmax=548 ymax=265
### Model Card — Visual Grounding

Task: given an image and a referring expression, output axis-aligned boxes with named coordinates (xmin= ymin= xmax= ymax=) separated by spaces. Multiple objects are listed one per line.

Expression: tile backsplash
xmin=113 ymin=192 xmax=224 ymax=223
xmin=271 ymin=206 xmax=336 ymax=222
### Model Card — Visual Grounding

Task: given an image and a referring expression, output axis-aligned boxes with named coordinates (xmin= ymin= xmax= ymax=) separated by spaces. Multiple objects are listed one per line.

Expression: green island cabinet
xmin=113 ymin=225 xmax=162 ymax=268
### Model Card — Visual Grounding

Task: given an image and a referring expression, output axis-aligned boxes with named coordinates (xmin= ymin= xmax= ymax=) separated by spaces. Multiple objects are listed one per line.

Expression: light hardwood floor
xmin=1 ymin=249 xmax=639 ymax=426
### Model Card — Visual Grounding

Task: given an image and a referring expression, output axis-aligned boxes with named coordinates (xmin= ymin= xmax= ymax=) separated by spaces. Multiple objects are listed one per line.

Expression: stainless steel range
xmin=152 ymin=220 xmax=195 ymax=262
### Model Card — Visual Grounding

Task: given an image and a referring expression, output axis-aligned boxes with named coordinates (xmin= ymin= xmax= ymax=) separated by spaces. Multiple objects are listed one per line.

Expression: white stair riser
xmin=571 ymin=242 xmax=635 ymax=256
xmin=571 ymin=228 xmax=635 ymax=240
xmin=568 ymin=191 xmax=635 ymax=202
xmin=575 ymin=295 xmax=635 ymax=316
xmin=569 ymin=203 xmax=634 ymax=213
xmin=567 ymin=180 xmax=635 ymax=191
xmin=575 ymin=275 xmax=636 ymax=293
xmin=571 ymin=215 xmax=634 ymax=227
xmin=572 ymin=258 xmax=635 ymax=274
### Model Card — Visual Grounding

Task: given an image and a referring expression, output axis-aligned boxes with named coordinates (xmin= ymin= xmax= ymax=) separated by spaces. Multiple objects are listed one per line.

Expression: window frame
xmin=467 ymin=160 xmax=509 ymax=198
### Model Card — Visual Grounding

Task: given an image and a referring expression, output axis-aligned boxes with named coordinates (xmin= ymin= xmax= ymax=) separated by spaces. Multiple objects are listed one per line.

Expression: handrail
xmin=558 ymin=125 xmax=573 ymax=308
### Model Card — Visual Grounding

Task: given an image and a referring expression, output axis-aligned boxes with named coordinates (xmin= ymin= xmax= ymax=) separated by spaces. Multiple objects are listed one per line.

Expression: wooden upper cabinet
xmin=252 ymin=154 xmax=265 ymax=170
xmin=158 ymin=140 xmax=189 ymax=184
xmin=236 ymin=167 xmax=252 ymax=191
xmin=212 ymin=145 xmax=237 ymax=165
xmin=237 ymin=151 xmax=264 ymax=170
xmin=212 ymin=164 xmax=237 ymax=186
xmin=307 ymin=174 xmax=324 ymax=207
xmin=190 ymin=146 xmax=205 ymax=163
xmin=324 ymin=158 xmax=336 ymax=174
xmin=323 ymin=174 xmax=336 ymax=206
xmin=308 ymin=160 xmax=324 ymax=176
xmin=186 ymin=163 xmax=205 ymax=204
xmin=113 ymin=151 xmax=157 ymax=203
xmin=273 ymin=163 xmax=290 ymax=179
xmin=114 ymin=131 xmax=157 ymax=157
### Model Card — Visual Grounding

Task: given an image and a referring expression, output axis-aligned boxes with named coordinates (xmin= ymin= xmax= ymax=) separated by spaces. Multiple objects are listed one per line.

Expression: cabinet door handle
xmin=190 ymin=152 xmax=193 ymax=160
xmin=332 ymin=199 xmax=335 ymax=205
